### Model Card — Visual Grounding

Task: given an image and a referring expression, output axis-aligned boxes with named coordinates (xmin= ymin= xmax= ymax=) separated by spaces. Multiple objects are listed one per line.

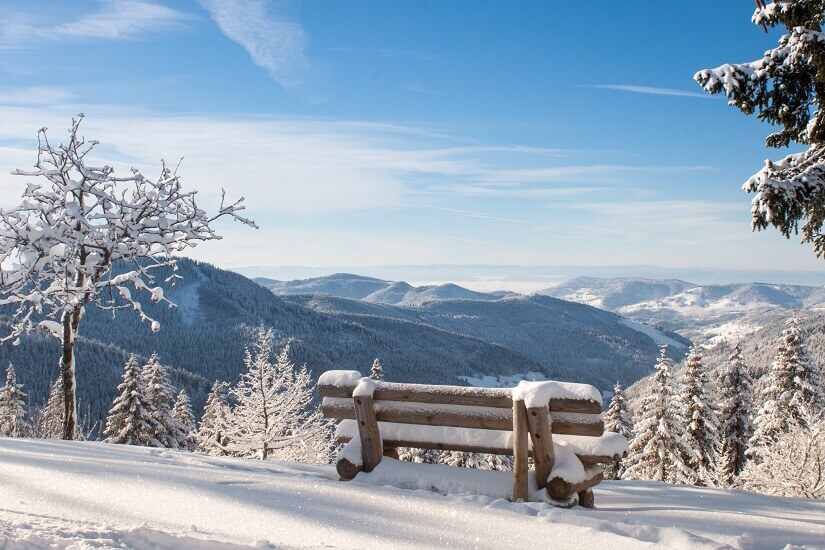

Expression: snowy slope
xmin=2 ymin=439 xmax=824 ymax=549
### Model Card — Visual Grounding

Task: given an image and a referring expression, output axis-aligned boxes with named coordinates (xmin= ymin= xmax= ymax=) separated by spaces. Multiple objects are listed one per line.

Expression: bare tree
xmin=0 ymin=114 xmax=256 ymax=439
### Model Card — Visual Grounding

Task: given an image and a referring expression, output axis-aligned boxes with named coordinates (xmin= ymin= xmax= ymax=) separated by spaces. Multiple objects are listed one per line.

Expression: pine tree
xmin=197 ymin=381 xmax=232 ymax=455
xmin=172 ymin=390 xmax=197 ymax=451
xmin=33 ymin=377 xmax=64 ymax=439
xmin=623 ymin=346 xmax=694 ymax=483
xmin=603 ymin=381 xmax=633 ymax=479
xmin=0 ymin=363 xmax=29 ymax=437
xmin=142 ymin=354 xmax=185 ymax=448
xmin=369 ymin=358 xmax=384 ymax=381
xmin=742 ymin=402 xmax=825 ymax=499
xmin=695 ymin=3 xmax=825 ymax=258
xmin=677 ymin=346 xmax=719 ymax=485
xmin=716 ymin=343 xmax=754 ymax=487
xmin=750 ymin=318 xmax=815 ymax=458
xmin=227 ymin=330 xmax=331 ymax=461
xmin=104 ymin=355 xmax=162 ymax=446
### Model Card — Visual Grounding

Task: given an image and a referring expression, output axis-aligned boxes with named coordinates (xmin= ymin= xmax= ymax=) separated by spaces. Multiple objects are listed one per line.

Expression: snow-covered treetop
xmin=694 ymin=1 xmax=825 ymax=258
xmin=0 ymin=115 xmax=257 ymax=343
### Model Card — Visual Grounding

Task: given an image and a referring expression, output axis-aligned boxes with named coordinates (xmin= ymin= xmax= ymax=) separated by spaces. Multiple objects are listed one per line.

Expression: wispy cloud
xmin=0 ymin=86 xmax=72 ymax=106
xmin=417 ymin=205 xmax=524 ymax=224
xmin=1 ymin=1 xmax=191 ymax=47
xmin=590 ymin=84 xmax=711 ymax=99
xmin=199 ymin=0 xmax=308 ymax=90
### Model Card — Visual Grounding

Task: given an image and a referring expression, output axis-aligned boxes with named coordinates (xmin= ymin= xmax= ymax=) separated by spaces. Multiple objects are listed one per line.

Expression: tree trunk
xmin=60 ymin=310 xmax=78 ymax=440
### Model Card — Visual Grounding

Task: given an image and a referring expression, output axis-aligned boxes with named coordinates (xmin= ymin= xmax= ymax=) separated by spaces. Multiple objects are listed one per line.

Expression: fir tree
xmin=33 ymin=377 xmax=64 ymax=439
xmin=227 ymin=330 xmax=330 ymax=461
xmin=695 ymin=2 xmax=825 ymax=258
xmin=104 ymin=355 xmax=161 ymax=446
xmin=678 ymin=346 xmax=719 ymax=485
xmin=623 ymin=346 xmax=693 ymax=483
xmin=750 ymin=318 xmax=816 ymax=458
xmin=0 ymin=363 xmax=29 ymax=437
xmin=197 ymin=381 xmax=231 ymax=455
xmin=716 ymin=343 xmax=754 ymax=487
xmin=142 ymin=354 xmax=185 ymax=449
xmin=172 ymin=390 xmax=197 ymax=451
xmin=603 ymin=381 xmax=633 ymax=479
xmin=369 ymin=358 xmax=384 ymax=381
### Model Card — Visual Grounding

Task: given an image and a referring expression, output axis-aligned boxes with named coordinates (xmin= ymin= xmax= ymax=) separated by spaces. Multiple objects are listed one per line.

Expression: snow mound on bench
xmin=512 ymin=380 xmax=602 ymax=408
xmin=318 ymin=369 xmax=362 ymax=387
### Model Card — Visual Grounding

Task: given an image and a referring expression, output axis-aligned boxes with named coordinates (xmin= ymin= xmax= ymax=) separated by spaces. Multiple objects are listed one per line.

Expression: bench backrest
xmin=318 ymin=370 xmax=604 ymax=441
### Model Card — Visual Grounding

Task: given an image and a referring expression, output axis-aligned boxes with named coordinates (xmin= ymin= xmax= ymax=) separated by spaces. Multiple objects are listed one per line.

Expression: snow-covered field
xmin=1 ymin=439 xmax=824 ymax=549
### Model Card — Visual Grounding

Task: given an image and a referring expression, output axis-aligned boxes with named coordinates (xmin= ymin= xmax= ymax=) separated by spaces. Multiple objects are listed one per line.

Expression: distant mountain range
xmin=542 ymin=276 xmax=825 ymax=339
xmin=256 ymin=273 xmax=509 ymax=306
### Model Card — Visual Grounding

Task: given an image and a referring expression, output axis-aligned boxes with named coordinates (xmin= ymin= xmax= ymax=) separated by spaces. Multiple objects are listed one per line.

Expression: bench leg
xmin=578 ymin=489 xmax=595 ymax=508
xmin=353 ymin=395 xmax=383 ymax=472
xmin=511 ymin=399 xmax=530 ymax=501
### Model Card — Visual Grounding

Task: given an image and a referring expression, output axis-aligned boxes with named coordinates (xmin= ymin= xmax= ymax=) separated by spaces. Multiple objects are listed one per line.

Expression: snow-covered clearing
xmin=1 ymin=439 xmax=824 ymax=549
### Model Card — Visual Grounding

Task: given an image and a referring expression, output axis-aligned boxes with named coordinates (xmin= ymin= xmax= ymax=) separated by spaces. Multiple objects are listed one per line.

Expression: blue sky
xmin=0 ymin=0 xmax=821 ymax=286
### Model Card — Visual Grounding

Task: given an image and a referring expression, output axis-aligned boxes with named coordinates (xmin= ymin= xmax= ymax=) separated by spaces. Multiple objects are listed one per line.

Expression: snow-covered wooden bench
xmin=318 ymin=371 xmax=627 ymax=507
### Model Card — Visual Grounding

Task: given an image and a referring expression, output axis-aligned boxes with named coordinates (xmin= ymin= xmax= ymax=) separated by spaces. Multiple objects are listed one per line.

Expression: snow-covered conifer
xmin=104 ymin=355 xmax=161 ymax=446
xmin=677 ymin=346 xmax=719 ymax=485
xmin=742 ymin=402 xmax=825 ymax=499
xmin=0 ymin=363 xmax=29 ymax=437
xmin=369 ymin=358 xmax=384 ymax=381
xmin=750 ymin=318 xmax=816 ymax=458
xmin=716 ymin=343 xmax=754 ymax=487
xmin=603 ymin=381 xmax=633 ymax=479
xmin=142 ymin=355 xmax=184 ymax=448
xmin=33 ymin=377 xmax=64 ymax=439
xmin=197 ymin=381 xmax=231 ymax=455
xmin=0 ymin=115 xmax=255 ymax=439
xmin=227 ymin=330 xmax=330 ymax=461
xmin=440 ymin=451 xmax=512 ymax=471
xmin=695 ymin=3 xmax=825 ymax=258
xmin=623 ymin=346 xmax=694 ymax=483
xmin=172 ymin=390 xmax=197 ymax=451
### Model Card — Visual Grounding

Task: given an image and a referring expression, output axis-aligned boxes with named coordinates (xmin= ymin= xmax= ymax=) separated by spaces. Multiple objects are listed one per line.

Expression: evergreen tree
xmin=142 ymin=354 xmax=184 ymax=448
xmin=197 ymin=381 xmax=231 ymax=455
xmin=603 ymin=381 xmax=633 ymax=479
xmin=750 ymin=318 xmax=816 ymax=458
xmin=623 ymin=346 xmax=693 ymax=483
xmin=172 ymin=390 xmax=197 ymax=451
xmin=227 ymin=330 xmax=330 ymax=461
xmin=104 ymin=355 xmax=161 ymax=446
xmin=369 ymin=358 xmax=384 ymax=381
xmin=716 ymin=343 xmax=754 ymax=487
xmin=695 ymin=2 xmax=825 ymax=258
xmin=0 ymin=363 xmax=29 ymax=437
xmin=678 ymin=346 xmax=719 ymax=485
xmin=33 ymin=377 xmax=64 ymax=439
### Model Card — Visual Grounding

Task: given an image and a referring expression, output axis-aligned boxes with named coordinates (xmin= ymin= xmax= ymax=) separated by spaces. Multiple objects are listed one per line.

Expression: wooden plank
xmin=547 ymin=470 xmax=604 ymax=501
xmin=322 ymin=398 xmax=603 ymax=434
xmin=336 ymin=456 xmax=362 ymax=480
xmin=319 ymin=381 xmax=601 ymax=414
xmin=525 ymin=406 xmax=554 ymax=490
xmin=511 ymin=399 xmax=529 ymax=502
xmin=336 ymin=433 xmax=614 ymax=466
xmin=353 ymin=395 xmax=383 ymax=472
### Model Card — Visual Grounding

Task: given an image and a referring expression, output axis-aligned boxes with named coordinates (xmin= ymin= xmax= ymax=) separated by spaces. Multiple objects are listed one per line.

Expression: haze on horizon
xmin=1 ymin=1 xmax=822 ymax=279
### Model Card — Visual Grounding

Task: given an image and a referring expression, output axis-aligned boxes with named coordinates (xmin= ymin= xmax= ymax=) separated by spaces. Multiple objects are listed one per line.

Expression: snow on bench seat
xmin=334 ymin=420 xmax=627 ymax=463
